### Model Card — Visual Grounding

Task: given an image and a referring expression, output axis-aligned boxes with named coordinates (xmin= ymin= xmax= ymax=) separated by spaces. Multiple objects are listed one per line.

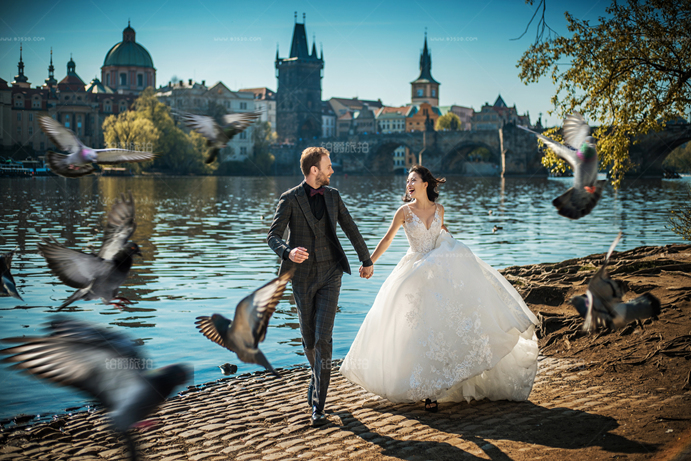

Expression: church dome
xmin=103 ymin=22 xmax=154 ymax=68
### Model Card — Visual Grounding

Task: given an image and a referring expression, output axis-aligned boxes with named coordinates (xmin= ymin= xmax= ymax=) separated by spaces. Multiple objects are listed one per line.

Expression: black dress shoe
xmin=311 ymin=407 xmax=327 ymax=427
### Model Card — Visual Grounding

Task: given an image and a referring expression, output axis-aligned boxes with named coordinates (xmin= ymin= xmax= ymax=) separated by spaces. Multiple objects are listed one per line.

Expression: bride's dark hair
xmin=403 ymin=165 xmax=446 ymax=203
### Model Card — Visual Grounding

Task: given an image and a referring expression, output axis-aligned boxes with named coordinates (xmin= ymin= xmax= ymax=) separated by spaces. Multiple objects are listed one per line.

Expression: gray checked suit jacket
xmin=267 ymin=181 xmax=370 ymax=276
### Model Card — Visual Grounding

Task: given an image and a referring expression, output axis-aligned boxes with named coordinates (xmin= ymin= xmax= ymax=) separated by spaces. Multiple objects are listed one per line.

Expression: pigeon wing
xmin=179 ymin=112 xmax=225 ymax=143
xmin=39 ymin=116 xmax=84 ymax=155
xmin=233 ymin=270 xmax=294 ymax=349
xmin=94 ymin=149 xmax=156 ymax=165
xmin=221 ymin=111 xmax=261 ymax=136
xmin=46 ymin=151 xmax=95 ymax=178
xmin=99 ymin=193 xmax=136 ymax=260
xmin=517 ymin=125 xmax=578 ymax=169
xmin=39 ymin=238 xmax=103 ymax=289
xmin=611 ymin=293 xmax=661 ymax=329
xmin=562 ymin=112 xmax=591 ymax=150
xmin=195 ymin=314 xmax=233 ymax=351
xmin=0 ymin=317 xmax=145 ymax=411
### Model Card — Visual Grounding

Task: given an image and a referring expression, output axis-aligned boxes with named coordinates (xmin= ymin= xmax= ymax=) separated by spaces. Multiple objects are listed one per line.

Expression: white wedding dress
xmin=340 ymin=204 xmax=539 ymax=403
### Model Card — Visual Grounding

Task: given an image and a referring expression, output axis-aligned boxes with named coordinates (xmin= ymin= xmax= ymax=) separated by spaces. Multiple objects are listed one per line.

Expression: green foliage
xmin=663 ymin=142 xmax=691 ymax=173
xmin=517 ymin=0 xmax=691 ymax=187
xmin=102 ymin=111 xmax=159 ymax=174
xmin=668 ymin=185 xmax=691 ymax=240
xmin=103 ymin=87 xmax=214 ymax=175
xmin=436 ymin=113 xmax=461 ymax=131
xmin=468 ymin=147 xmax=491 ymax=162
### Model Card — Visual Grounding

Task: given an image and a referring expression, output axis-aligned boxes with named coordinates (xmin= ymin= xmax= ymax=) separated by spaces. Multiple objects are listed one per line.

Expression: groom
xmin=268 ymin=147 xmax=373 ymax=426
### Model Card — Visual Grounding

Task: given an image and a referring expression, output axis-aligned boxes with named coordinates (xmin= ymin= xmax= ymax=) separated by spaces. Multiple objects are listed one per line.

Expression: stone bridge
xmin=271 ymin=123 xmax=691 ymax=177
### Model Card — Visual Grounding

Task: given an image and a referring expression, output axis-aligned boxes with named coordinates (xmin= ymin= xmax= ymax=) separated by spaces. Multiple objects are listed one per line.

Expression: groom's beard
xmin=316 ymin=171 xmax=330 ymax=187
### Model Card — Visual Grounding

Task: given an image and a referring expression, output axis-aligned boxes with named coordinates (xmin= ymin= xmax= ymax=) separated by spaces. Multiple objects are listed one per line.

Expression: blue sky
xmin=0 ymin=0 xmax=607 ymax=126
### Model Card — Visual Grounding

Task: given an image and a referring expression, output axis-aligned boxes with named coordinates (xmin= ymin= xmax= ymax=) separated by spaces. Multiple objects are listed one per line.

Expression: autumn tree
xmin=436 ymin=112 xmax=462 ymax=131
xmin=518 ymin=0 xmax=691 ymax=186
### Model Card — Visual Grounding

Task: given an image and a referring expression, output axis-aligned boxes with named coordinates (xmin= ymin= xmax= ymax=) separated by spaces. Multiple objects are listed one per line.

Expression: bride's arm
xmin=370 ymin=207 xmax=406 ymax=264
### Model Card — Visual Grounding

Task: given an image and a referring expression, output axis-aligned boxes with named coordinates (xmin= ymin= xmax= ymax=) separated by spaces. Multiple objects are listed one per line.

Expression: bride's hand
xmin=359 ymin=265 xmax=373 ymax=279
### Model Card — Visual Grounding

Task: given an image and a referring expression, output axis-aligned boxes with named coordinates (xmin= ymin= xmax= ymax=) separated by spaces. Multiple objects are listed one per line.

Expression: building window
xmin=106 ymin=74 xmax=110 ymax=86
xmin=105 ymin=104 xmax=111 ymax=112
xmin=137 ymin=74 xmax=143 ymax=87
xmin=240 ymin=102 xmax=247 ymax=110
xmin=17 ymin=127 xmax=21 ymax=135
xmin=29 ymin=126 xmax=33 ymax=136
xmin=417 ymin=89 xmax=423 ymax=97
xmin=432 ymin=89 xmax=436 ymax=97
xmin=29 ymin=113 xmax=33 ymax=121
xmin=32 ymin=99 xmax=40 ymax=108
xmin=14 ymin=98 xmax=22 ymax=107
xmin=240 ymin=146 xmax=247 ymax=156
xmin=17 ymin=113 xmax=21 ymax=121
xmin=120 ymin=73 xmax=127 ymax=86
xmin=239 ymin=131 xmax=247 ymax=140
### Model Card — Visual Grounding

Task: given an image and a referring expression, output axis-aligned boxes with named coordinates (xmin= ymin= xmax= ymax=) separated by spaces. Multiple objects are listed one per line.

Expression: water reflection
xmin=0 ymin=174 xmax=689 ymax=421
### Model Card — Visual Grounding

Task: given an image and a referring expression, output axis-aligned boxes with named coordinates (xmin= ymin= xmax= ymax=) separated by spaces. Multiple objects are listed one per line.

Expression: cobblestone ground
xmin=1 ymin=356 xmax=688 ymax=461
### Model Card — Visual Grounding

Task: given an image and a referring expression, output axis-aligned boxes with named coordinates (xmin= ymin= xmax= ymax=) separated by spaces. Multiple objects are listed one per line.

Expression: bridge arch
xmin=363 ymin=140 xmax=415 ymax=175
xmin=441 ymin=141 xmax=501 ymax=175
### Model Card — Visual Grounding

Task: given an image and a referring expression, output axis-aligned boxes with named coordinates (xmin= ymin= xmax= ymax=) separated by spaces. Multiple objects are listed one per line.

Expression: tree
xmin=668 ymin=185 xmax=691 ymax=240
xmin=217 ymin=121 xmax=277 ymax=175
xmin=132 ymin=88 xmax=214 ymax=175
xmin=102 ymin=111 xmax=159 ymax=174
xmin=518 ymin=0 xmax=691 ymax=187
xmin=663 ymin=141 xmax=691 ymax=172
xmin=436 ymin=113 xmax=462 ymax=131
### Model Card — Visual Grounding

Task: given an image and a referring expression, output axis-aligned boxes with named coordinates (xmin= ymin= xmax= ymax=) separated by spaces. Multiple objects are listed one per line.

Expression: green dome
xmin=103 ymin=24 xmax=154 ymax=68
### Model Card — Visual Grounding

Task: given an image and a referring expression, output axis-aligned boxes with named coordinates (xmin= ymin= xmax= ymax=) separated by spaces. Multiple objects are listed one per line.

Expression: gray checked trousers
xmin=292 ymin=259 xmax=343 ymax=411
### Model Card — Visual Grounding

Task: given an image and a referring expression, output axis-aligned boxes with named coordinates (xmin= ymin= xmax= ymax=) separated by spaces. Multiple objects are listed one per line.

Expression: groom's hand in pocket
xmin=289 ymin=247 xmax=309 ymax=263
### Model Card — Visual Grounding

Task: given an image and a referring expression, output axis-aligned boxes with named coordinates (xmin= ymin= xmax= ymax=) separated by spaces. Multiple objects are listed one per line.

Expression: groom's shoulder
xmin=281 ymin=183 xmax=304 ymax=198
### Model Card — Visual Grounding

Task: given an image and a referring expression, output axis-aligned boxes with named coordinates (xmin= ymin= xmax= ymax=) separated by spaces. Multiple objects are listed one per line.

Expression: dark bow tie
xmin=309 ymin=187 xmax=325 ymax=197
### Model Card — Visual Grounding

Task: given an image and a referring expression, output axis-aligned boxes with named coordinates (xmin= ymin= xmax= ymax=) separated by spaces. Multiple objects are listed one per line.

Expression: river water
xmin=0 ymin=174 xmax=689 ymax=421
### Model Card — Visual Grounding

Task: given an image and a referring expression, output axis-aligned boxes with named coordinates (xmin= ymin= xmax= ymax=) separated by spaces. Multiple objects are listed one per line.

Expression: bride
xmin=341 ymin=166 xmax=538 ymax=411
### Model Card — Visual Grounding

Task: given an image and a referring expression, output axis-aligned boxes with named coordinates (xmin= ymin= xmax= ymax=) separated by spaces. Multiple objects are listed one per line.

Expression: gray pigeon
xmin=38 ymin=193 xmax=141 ymax=309
xmin=195 ymin=269 xmax=294 ymax=377
xmin=38 ymin=116 xmax=156 ymax=178
xmin=518 ymin=112 xmax=606 ymax=219
xmin=570 ymin=232 xmax=661 ymax=331
xmin=177 ymin=110 xmax=261 ymax=164
xmin=1 ymin=247 xmax=23 ymax=300
xmin=0 ymin=317 xmax=190 ymax=461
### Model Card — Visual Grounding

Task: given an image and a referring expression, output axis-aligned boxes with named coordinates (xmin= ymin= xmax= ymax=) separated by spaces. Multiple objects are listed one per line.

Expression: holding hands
xmin=359 ymin=265 xmax=373 ymax=279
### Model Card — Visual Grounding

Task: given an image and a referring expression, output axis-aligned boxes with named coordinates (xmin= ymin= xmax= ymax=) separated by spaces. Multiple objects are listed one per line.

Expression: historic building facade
xmin=101 ymin=22 xmax=156 ymax=95
xmin=472 ymin=95 xmax=530 ymax=130
xmin=275 ymin=14 xmax=324 ymax=142
xmin=239 ymin=87 xmax=276 ymax=132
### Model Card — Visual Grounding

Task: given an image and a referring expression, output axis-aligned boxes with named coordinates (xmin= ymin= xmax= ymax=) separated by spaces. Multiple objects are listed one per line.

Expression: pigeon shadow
xmin=328 ymin=398 xmax=659 ymax=459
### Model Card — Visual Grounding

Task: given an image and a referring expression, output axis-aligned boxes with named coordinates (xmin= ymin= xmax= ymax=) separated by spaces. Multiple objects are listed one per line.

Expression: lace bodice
xmin=402 ymin=204 xmax=441 ymax=254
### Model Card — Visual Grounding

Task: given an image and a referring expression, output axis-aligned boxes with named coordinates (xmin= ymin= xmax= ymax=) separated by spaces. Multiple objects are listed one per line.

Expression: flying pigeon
xmin=177 ymin=110 xmax=261 ymax=164
xmin=518 ymin=112 xmax=606 ymax=219
xmin=38 ymin=193 xmax=141 ymax=309
xmin=570 ymin=232 xmax=661 ymax=331
xmin=1 ymin=246 xmax=23 ymax=300
xmin=0 ymin=317 xmax=190 ymax=461
xmin=195 ymin=269 xmax=294 ymax=377
xmin=38 ymin=116 xmax=156 ymax=178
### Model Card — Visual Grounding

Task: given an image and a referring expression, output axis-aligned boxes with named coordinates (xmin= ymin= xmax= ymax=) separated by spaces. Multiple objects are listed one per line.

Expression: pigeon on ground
xmin=518 ymin=112 xmax=606 ymax=219
xmin=195 ymin=269 xmax=295 ymax=377
xmin=177 ymin=110 xmax=261 ymax=164
xmin=38 ymin=116 xmax=156 ymax=178
xmin=0 ymin=317 xmax=190 ymax=461
xmin=219 ymin=363 xmax=238 ymax=375
xmin=570 ymin=232 xmax=661 ymax=331
xmin=1 ymin=247 xmax=23 ymax=300
xmin=38 ymin=193 xmax=141 ymax=309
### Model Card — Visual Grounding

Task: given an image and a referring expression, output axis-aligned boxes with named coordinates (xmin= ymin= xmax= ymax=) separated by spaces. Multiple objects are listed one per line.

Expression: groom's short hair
xmin=300 ymin=147 xmax=330 ymax=177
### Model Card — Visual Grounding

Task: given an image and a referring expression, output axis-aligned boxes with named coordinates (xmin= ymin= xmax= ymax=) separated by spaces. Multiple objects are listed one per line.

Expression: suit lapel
xmin=324 ymin=187 xmax=337 ymax=230
xmin=296 ymin=182 xmax=319 ymax=236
